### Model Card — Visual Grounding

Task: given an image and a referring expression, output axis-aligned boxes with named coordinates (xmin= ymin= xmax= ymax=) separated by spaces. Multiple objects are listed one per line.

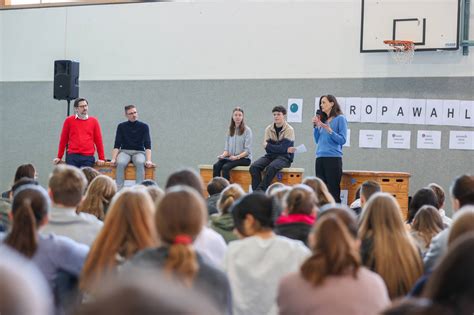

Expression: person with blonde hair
xmin=302 ymin=176 xmax=335 ymax=207
xmin=77 ymin=175 xmax=117 ymax=220
xmin=410 ymin=205 xmax=445 ymax=257
xmin=275 ymin=184 xmax=318 ymax=246
xmin=278 ymin=215 xmax=390 ymax=315
xmin=79 ymin=188 xmax=158 ymax=294
xmin=128 ymin=186 xmax=231 ymax=314
xmin=210 ymin=184 xmax=245 ymax=243
xmin=359 ymin=192 xmax=423 ymax=299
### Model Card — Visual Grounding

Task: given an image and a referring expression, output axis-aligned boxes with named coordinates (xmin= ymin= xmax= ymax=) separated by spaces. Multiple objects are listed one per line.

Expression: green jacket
xmin=210 ymin=213 xmax=238 ymax=244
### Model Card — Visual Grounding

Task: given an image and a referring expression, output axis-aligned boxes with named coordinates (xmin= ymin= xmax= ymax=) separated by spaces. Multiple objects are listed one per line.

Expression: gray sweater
xmin=224 ymin=126 xmax=253 ymax=161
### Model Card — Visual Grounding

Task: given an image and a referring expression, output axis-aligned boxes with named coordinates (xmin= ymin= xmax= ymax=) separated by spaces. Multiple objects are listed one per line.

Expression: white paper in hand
xmin=295 ymin=144 xmax=307 ymax=154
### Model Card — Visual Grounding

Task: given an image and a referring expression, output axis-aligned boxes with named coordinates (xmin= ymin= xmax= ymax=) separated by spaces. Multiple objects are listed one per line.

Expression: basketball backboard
xmin=360 ymin=0 xmax=460 ymax=52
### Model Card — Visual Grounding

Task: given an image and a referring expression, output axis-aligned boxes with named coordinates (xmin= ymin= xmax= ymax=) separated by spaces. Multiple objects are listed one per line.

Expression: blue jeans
xmin=116 ymin=150 xmax=146 ymax=189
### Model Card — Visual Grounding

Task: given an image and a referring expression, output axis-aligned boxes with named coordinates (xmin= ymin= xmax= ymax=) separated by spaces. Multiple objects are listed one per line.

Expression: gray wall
xmin=1 ymin=77 xmax=473 ymax=214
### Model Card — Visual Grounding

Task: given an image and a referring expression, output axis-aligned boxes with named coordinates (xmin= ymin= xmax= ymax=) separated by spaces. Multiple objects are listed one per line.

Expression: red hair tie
xmin=173 ymin=234 xmax=192 ymax=245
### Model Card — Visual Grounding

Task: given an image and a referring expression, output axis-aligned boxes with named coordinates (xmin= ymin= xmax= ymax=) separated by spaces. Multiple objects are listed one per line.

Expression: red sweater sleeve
xmin=57 ymin=117 xmax=71 ymax=159
xmin=94 ymin=119 xmax=105 ymax=160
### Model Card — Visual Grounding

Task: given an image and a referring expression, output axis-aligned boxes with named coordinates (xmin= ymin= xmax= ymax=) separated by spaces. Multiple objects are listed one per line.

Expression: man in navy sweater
xmin=111 ymin=105 xmax=153 ymax=189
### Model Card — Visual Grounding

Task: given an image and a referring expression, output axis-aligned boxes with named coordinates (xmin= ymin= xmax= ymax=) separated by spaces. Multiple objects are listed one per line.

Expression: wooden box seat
xmin=340 ymin=170 xmax=410 ymax=219
xmin=199 ymin=164 xmax=304 ymax=193
xmin=93 ymin=162 xmax=156 ymax=181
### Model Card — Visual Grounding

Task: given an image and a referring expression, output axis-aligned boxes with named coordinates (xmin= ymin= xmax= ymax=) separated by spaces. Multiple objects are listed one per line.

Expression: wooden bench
xmin=340 ymin=170 xmax=410 ymax=219
xmin=199 ymin=164 xmax=304 ymax=193
xmin=94 ymin=162 xmax=156 ymax=181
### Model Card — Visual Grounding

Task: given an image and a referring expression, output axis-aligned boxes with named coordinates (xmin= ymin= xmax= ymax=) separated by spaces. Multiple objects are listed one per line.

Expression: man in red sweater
xmin=53 ymin=98 xmax=105 ymax=168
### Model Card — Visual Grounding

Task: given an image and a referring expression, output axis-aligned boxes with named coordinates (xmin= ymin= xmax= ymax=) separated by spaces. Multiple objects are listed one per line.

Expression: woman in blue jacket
xmin=312 ymin=95 xmax=347 ymax=203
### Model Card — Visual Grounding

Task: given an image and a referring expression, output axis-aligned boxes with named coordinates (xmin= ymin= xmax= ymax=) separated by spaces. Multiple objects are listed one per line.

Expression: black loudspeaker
xmin=54 ymin=60 xmax=80 ymax=100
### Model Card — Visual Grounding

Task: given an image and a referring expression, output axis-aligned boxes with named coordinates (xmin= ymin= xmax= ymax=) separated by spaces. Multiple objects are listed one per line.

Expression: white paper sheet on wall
xmin=359 ymin=130 xmax=382 ymax=148
xmin=449 ymin=131 xmax=474 ymax=150
xmin=417 ymin=130 xmax=442 ymax=149
xmin=287 ymin=98 xmax=303 ymax=123
xmin=387 ymin=130 xmax=411 ymax=149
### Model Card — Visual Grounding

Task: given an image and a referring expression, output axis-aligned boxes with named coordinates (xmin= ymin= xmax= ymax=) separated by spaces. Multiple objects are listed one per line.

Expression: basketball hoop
xmin=384 ymin=40 xmax=415 ymax=64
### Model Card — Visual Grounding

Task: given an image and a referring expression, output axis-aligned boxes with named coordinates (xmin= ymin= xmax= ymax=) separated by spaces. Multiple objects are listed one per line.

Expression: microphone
xmin=314 ymin=109 xmax=322 ymax=128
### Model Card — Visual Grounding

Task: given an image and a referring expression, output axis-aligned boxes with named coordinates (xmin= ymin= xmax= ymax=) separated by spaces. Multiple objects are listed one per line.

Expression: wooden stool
xmin=340 ymin=170 xmax=410 ymax=219
xmin=94 ymin=162 xmax=156 ymax=181
xmin=199 ymin=164 xmax=304 ymax=195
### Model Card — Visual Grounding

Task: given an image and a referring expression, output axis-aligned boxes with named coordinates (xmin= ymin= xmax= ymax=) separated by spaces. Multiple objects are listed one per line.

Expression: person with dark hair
xmin=424 ymin=174 xmax=474 ymax=270
xmin=206 ymin=177 xmax=230 ymax=216
xmin=312 ymin=95 xmax=347 ymax=203
xmin=274 ymin=184 xmax=318 ymax=246
xmin=42 ymin=165 xmax=103 ymax=246
xmin=111 ymin=105 xmax=154 ymax=190
xmin=408 ymin=188 xmax=439 ymax=224
xmin=213 ymin=107 xmax=253 ymax=180
xmin=165 ymin=169 xmax=227 ymax=267
xmin=127 ymin=186 xmax=231 ymax=314
xmin=140 ymin=179 xmax=157 ymax=187
xmin=1 ymin=163 xmax=37 ymax=199
xmin=53 ymin=97 xmax=105 ymax=168
xmin=249 ymin=106 xmax=296 ymax=191
xmin=2 ymin=185 xmax=89 ymax=305
xmin=224 ymin=192 xmax=309 ymax=315
xmin=278 ymin=215 xmax=390 ymax=315
xmin=428 ymin=183 xmax=452 ymax=226
xmin=360 ymin=180 xmax=381 ymax=206
xmin=165 ymin=168 xmax=205 ymax=196
xmin=422 ymin=234 xmax=474 ymax=314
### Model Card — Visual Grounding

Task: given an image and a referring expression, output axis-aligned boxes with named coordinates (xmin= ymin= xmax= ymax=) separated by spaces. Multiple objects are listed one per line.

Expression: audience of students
xmin=302 ymin=176 xmax=335 ymax=207
xmin=407 ymin=187 xmax=439 ymax=224
xmin=76 ymin=175 xmax=117 ymax=220
xmin=410 ymin=205 xmax=444 ymax=257
xmin=206 ymin=177 xmax=230 ymax=216
xmin=274 ymin=184 xmax=318 ymax=246
xmin=424 ymin=174 xmax=474 ymax=270
xmin=2 ymin=159 xmax=472 ymax=315
xmin=428 ymin=182 xmax=452 ymax=226
xmin=359 ymin=192 xmax=423 ymax=299
xmin=278 ymin=214 xmax=390 ymax=315
xmin=128 ymin=186 xmax=232 ymax=314
xmin=79 ymin=188 xmax=158 ymax=296
xmin=41 ymin=165 xmax=103 ymax=246
xmin=223 ymin=193 xmax=310 ymax=315
xmin=210 ymin=184 xmax=245 ymax=243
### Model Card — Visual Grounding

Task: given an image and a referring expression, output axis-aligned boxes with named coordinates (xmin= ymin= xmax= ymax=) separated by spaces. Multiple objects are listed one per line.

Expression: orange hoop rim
xmin=383 ymin=40 xmax=415 ymax=51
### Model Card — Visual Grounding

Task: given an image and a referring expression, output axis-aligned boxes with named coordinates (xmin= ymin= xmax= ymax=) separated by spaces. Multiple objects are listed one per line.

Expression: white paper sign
xmin=360 ymin=98 xmax=378 ymax=123
xmin=343 ymin=129 xmax=351 ymax=147
xmin=287 ymin=98 xmax=303 ymax=123
xmin=346 ymin=97 xmax=362 ymax=122
xmin=376 ymin=98 xmax=394 ymax=123
xmin=359 ymin=130 xmax=382 ymax=148
xmin=408 ymin=99 xmax=426 ymax=125
xmin=338 ymin=97 xmax=347 ymax=115
xmin=417 ymin=130 xmax=442 ymax=149
xmin=443 ymin=100 xmax=461 ymax=126
xmin=423 ymin=100 xmax=444 ymax=126
xmin=449 ymin=131 xmax=474 ymax=150
xmin=460 ymin=101 xmax=474 ymax=127
xmin=392 ymin=99 xmax=410 ymax=124
xmin=387 ymin=130 xmax=411 ymax=149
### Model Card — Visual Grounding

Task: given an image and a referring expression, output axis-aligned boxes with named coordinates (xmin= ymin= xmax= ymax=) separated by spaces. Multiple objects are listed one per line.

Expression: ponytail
xmin=5 ymin=200 xmax=39 ymax=258
xmin=164 ymin=235 xmax=198 ymax=287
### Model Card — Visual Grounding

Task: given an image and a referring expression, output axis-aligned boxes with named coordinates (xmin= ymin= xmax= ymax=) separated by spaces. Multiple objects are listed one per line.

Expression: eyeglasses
xmin=78 ymin=105 xmax=88 ymax=109
xmin=127 ymin=111 xmax=137 ymax=116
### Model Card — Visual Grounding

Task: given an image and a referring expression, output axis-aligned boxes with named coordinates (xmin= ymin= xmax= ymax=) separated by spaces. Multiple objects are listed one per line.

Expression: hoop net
xmin=383 ymin=40 xmax=415 ymax=64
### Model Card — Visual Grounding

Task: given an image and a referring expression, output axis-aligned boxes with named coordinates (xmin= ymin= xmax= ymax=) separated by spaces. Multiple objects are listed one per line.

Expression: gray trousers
xmin=116 ymin=149 xmax=146 ymax=189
